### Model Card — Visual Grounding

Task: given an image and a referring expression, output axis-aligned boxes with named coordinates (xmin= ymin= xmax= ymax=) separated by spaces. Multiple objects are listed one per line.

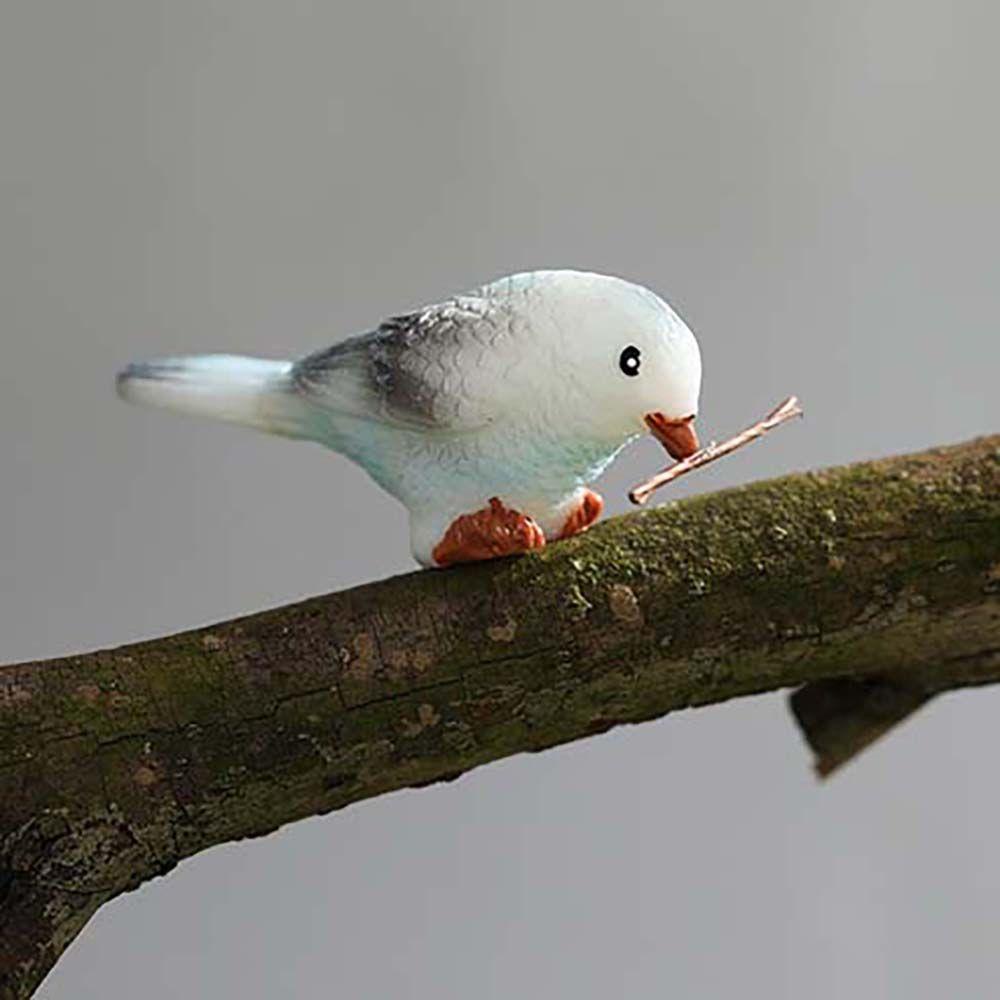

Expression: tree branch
xmin=2 ymin=435 xmax=999 ymax=998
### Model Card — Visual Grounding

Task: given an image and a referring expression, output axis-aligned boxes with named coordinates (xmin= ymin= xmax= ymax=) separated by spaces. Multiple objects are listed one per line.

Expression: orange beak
xmin=644 ymin=412 xmax=700 ymax=461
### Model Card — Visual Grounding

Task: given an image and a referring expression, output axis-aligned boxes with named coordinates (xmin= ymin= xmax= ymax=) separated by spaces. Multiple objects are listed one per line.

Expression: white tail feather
xmin=116 ymin=354 xmax=306 ymax=437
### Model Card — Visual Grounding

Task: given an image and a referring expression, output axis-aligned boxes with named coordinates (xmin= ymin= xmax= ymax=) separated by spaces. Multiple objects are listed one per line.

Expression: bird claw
xmin=432 ymin=498 xmax=546 ymax=566
xmin=557 ymin=489 xmax=604 ymax=540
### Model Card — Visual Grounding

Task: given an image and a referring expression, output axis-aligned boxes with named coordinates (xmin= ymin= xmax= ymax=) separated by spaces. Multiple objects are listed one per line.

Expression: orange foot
xmin=557 ymin=489 xmax=604 ymax=541
xmin=432 ymin=498 xmax=547 ymax=567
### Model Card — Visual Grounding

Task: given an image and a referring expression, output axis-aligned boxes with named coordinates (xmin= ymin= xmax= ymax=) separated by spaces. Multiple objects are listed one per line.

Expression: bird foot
xmin=432 ymin=498 xmax=546 ymax=567
xmin=557 ymin=489 xmax=604 ymax=540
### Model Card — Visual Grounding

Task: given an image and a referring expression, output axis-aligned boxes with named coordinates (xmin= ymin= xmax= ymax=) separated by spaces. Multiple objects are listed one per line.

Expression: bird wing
xmin=291 ymin=294 xmax=516 ymax=434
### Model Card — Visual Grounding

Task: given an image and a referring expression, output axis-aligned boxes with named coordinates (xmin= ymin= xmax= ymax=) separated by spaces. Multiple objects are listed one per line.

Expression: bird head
xmin=532 ymin=272 xmax=702 ymax=460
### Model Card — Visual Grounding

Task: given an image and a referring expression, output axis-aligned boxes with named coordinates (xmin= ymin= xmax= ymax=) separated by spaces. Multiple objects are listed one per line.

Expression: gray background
xmin=2 ymin=1 xmax=999 ymax=997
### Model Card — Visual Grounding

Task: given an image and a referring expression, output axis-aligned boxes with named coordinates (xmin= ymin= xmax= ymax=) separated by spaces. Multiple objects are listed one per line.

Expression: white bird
xmin=117 ymin=270 xmax=702 ymax=567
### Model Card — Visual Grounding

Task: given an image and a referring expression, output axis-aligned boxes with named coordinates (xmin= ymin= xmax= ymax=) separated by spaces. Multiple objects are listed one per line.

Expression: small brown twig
xmin=629 ymin=396 xmax=804 ymax=505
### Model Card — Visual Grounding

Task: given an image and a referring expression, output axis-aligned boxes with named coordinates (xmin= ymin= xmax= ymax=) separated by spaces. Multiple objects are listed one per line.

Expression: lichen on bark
xmin=1 ymin=434 xmax=998 ymax=999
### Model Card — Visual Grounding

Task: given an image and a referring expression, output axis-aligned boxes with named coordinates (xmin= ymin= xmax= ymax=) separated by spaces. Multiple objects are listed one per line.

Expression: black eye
xmin=618 ymin=345 xmax=641 ymax=377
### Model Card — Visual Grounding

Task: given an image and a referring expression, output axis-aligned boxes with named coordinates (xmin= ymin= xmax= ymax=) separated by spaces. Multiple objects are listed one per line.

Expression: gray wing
xmin=291 ymin=295 xmax=514 ymax=434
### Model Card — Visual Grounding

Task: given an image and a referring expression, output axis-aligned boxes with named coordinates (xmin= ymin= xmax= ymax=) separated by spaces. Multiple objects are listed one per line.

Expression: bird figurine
xmin=117 ymin=270 xmax=702 ymax=567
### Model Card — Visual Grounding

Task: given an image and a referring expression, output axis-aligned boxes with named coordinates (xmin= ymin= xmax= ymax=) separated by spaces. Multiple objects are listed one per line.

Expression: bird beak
xmin=644 ymin=412 xmax=700 ymax=461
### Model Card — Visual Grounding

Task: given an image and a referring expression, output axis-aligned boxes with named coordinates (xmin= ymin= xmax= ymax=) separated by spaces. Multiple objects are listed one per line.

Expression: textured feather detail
xmin=116 ymin=354 xmax=307 ymax=437
xmin=291 ymin=297 xmax=512 ymax=434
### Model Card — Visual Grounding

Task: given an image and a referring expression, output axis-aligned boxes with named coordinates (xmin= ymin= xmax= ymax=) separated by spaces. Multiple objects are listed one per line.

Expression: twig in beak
xmin=629 ymin=396 xmax=803 ymax=505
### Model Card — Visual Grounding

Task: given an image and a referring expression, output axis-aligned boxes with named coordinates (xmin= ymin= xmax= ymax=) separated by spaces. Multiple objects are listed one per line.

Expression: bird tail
xmin=116 ymin=354 xmax=309 ymax=438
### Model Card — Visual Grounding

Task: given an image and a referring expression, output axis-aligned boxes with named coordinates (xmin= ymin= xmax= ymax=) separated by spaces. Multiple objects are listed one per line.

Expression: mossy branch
xmin=2 ymin=435 xmax=999 ymax=998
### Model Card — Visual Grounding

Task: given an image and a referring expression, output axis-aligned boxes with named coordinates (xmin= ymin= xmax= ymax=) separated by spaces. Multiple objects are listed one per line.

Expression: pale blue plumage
xmin=117 ymin=270 xmax=702 ymax=565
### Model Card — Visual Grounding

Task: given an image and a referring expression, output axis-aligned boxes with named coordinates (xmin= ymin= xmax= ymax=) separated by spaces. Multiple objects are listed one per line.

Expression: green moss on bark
xmin=1 ymin=435 xmax=999 ymax=999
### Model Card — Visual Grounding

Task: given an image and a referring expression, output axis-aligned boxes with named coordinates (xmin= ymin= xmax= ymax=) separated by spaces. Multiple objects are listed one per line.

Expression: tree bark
xmin=2 ymin=434 xmax=999 ymax=998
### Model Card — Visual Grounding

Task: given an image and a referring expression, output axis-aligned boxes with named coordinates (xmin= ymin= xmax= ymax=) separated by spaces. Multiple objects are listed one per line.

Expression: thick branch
xmin=2 ymin=435 xmax=999 ymax=997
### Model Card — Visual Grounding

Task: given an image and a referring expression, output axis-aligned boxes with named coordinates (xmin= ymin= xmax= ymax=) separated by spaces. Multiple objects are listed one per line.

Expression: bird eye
xmin=618 ymin=345 xmax=641 ymax=377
